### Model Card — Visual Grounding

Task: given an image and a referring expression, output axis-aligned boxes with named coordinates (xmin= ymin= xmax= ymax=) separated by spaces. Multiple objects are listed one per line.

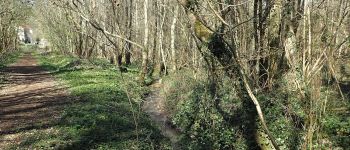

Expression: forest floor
xmin=0 ymin=53 xmax=71 ymax=149
xmin=0 ymin=48 xmax=171 ymax=149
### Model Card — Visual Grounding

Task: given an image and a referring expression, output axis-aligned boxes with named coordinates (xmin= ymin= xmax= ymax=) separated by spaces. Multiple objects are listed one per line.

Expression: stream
xmin=142 ymin=83 xmax=182 ymax=149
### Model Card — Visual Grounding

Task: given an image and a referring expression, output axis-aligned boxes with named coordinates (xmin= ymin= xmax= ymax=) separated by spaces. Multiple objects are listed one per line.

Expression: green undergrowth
xmin=162 ymin=70 xmax=249 ymax=149
xmin=10 ymin=51 xmax=171 ymax=149
xmin=162 ymin=69 xmax=350 ymax=149
xmin=0 ymin=49 xmax=22 ymax=69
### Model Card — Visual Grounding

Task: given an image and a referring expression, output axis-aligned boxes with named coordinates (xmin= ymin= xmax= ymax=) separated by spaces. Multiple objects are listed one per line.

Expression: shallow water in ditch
xmin=142 ymin=82 xmax=181 ymax=149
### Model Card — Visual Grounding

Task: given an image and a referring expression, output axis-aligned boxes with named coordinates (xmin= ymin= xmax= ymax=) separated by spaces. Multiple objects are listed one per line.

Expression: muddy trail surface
xmin=142 ymin=81 xmax=182 ymax=149
xmin=0 ymin=53 xmax=70 ymax=148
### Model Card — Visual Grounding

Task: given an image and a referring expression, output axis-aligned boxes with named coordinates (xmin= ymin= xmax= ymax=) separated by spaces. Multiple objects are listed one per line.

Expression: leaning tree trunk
xmin=177 ymin=0 xmax=280 ymax=149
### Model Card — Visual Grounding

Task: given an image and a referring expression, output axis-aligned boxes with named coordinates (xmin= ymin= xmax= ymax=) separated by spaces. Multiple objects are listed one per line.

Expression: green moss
xmin=194 ymin=20 xmax=213 ymax=43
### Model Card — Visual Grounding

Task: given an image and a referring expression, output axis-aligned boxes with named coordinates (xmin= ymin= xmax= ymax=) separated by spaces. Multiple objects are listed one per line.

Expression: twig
xmin=120 ymin=72 xmax=140 ymax=146
xmin=205 ymin=0 xmax=229 ymax=26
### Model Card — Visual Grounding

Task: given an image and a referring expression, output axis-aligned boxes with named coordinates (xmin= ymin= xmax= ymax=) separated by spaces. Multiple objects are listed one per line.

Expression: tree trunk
xmin=140 ymin=0 xmax=149 ymax=83
xmin=170 ymin=4 xmax=179 ymax=71
xmin=158 ymin=2 xmax=167 ymax=76
xmin=125 ymin=0 xmax=133 ymax=65
xmin=177 ymin=1 xmax=280 ymax=149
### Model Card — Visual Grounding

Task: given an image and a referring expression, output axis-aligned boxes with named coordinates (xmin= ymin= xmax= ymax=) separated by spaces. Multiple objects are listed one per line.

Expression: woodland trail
xmin=0 ymin=52 xmax=70 ymax=149
xmin=142 ymin=81 xmax=181 ymax=149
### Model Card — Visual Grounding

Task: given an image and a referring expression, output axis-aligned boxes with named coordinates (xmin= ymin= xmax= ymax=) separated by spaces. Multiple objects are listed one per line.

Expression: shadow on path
xmin=0 ymin=53 xmax=71 ymax=148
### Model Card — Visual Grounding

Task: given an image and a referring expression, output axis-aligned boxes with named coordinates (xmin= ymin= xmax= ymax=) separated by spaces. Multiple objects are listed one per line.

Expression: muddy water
xmin=142 ymin=85 xmax=181 ymax=149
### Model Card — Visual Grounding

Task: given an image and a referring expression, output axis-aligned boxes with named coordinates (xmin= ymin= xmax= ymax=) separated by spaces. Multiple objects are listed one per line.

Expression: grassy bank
xmin=10 ymin=51 xmax=171 ymax=149
xmin=0 ymin=47 xmax=23 ymax=84
xmin=0 ymin=51 xmax=21 ymax=69
xmin=0 ymin=45 xmax=25 ymax=69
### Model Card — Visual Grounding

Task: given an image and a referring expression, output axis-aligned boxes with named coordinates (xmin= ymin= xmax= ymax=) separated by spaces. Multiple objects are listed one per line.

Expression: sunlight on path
xmin=0 ymin=53 xmax=70 ymax=149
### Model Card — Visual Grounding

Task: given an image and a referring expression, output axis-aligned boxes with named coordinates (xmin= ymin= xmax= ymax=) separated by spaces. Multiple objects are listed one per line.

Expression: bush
xmin=162 ymin=71 xmax=252 ymax=149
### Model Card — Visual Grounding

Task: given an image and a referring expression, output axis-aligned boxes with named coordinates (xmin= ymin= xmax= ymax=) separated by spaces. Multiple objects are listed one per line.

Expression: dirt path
xmin=142 ymin=81 xmax=181 ymax=149
xmin=0 ymin=52 xmax=70 ymax=149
